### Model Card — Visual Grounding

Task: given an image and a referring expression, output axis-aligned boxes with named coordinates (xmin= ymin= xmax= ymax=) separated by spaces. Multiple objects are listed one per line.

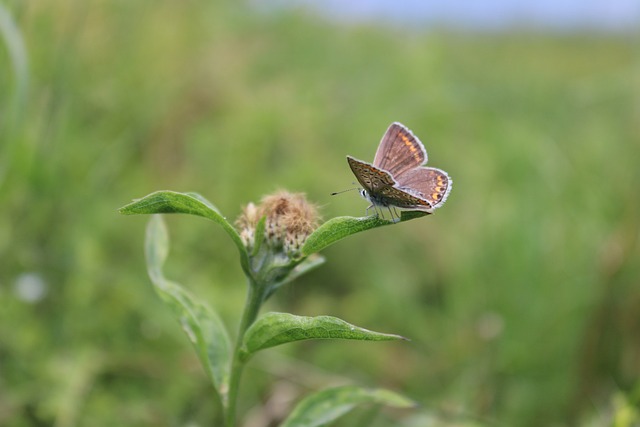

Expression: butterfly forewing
xmin=395 ymin=167 xmax=451 ymax=209
xmin=347 ymin=156 xmax=395 ymax=192
xmin=373 ymin=122 xmax=427 ymax=177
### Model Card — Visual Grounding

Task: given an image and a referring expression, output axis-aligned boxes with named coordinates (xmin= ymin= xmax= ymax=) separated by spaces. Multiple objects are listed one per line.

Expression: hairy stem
xmin=225 ymin=279 xmax=264 ymax=427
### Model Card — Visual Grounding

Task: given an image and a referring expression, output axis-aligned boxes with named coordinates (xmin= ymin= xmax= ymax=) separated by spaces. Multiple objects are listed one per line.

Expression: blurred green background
xmin=1 ymin=1 xmax=639 ymax=426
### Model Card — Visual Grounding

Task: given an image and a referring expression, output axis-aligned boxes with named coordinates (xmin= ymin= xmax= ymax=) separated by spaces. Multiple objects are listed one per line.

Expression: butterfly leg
xmin=395 ymin=207 xmax=402 ymax=222
xmin=365 ymin=204 xmax=374 ymax=217
xmin=368 ymin=204 xmax=386 ymax=219
xmin=390 ymin=206 xmax=401 ymax=223
xmin=375 ymin=205 xmax=386 ymax=219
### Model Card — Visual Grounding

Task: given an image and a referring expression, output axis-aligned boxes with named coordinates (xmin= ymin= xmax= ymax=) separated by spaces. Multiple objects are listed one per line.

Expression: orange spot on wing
xmin=399 ymin=132 xmax=423 ymax=162
xmin=400 ymin=134 xmax=416 ymax=150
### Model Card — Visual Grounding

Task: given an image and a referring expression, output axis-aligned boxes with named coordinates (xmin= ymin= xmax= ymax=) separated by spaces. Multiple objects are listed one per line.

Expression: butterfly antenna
xmin=330 ymin=188 xmax=359 ymax=196
xmin=330 ymin=184 xmax=360 ymax=196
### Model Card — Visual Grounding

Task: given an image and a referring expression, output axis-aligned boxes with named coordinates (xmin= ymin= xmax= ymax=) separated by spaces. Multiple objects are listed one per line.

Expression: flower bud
xmin=236 ymin=202 xmax=259 ymax=250
xmin=236 ymin=191 xmax=319 ymax=258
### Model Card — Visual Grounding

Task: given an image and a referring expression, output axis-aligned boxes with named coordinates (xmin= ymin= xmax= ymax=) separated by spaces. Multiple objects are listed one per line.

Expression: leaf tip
xmin=381 ymin=332 xmax=410 ymax=342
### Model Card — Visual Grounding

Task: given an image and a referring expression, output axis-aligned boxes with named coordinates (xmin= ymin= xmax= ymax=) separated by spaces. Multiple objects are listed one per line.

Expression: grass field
xmin=1 ymin=1 xmax=639 ymax=426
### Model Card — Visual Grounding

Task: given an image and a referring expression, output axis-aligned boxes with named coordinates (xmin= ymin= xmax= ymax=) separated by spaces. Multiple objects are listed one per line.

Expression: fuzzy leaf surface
xmin=145 ymin=215 xmax=231 ymax=404
xmin=281 ymin=385 xmax=416 ymax=427
xmin=120 ymin=190 xmax=249 ymax=271
xmin=301 ymin=211 xmax=427 ymax=256
xmin=242 ymin=312 xmax=405 ymax=358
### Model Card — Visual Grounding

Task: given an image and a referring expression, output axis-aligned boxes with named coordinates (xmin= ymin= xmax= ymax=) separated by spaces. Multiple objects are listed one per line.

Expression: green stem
xmin=225 ymin=279 xmax=264 ymax=427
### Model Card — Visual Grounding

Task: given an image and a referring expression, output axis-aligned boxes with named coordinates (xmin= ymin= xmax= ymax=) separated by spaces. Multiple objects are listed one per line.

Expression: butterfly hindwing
xmin=395 ymin=167 xmax=452 ymax=209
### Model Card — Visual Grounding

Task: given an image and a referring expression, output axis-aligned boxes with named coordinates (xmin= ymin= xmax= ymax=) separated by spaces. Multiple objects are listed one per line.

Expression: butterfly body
xmin=347 ymin=122 xmax=451 ymax=214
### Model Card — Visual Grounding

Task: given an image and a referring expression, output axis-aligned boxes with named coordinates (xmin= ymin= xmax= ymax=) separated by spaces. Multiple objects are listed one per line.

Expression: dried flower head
xmin=236 ymin=190 xmax=320 ymax=257
xmin=259 ymin=190 xmax=320 ymax=256
xmin=235 ymin=202 xmax=259 ymax=249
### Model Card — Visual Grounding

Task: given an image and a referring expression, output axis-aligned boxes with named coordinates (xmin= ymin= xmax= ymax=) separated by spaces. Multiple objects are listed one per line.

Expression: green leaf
xmin=241 ymin=312 xmax=406 ymax=358
xmin=145 ymin=215 xmax=231 ymax=404
xmin=400 ymin=210 xmax=430 ymax=221
xmin=281 ymin=385 xmax=416 ymax=427
xmin=251 ymin=215 xmax=267 ymax=257
xmin=120 ymin=190 xmax=249 ymax=273
xmin=301 ymin=211 xmax=428 ymax=256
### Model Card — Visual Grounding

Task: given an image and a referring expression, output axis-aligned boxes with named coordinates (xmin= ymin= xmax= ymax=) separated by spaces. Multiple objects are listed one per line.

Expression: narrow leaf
xmin=145 ymin=215 xmax=231 ymax=403
xmin=242 ymin=312 xmax=406 ymax=357
xmin=281 ymin=385 xmax=416 ymax=427
xmin=184 ymin=191 xmax=219 ymax=211
xmin=120 ymin=190 xmax=223 ymax=216
xmin=301 ymin=211 xmax=428 ymax=256
xmin=120 ymin=190 xmax=249 ymax=272
xmin=252 ymin=215 xmax=267 ymax=257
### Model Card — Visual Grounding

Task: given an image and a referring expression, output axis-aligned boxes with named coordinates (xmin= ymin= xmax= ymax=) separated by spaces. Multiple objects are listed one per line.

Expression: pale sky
xmin=268 ymin=0 xmax=640 ymax=30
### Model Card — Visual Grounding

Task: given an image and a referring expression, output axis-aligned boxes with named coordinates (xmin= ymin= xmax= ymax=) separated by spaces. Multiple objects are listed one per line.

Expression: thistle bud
xmin=235 ymin=202 xmax=259 ymax=250
xmin=260 ymin=191 xmax=319 ymax=257
xmin=236 ymin=190 xmax=319 ymax=258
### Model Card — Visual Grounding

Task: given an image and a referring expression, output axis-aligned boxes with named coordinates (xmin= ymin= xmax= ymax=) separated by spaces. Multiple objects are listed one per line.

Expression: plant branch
xmin=225 ymin=278 xmax=264 ymax=427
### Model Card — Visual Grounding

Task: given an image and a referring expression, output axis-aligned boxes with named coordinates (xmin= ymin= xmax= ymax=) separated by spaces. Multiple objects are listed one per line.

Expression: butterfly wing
xmin=373 ymin=122 xmax=427 ymax=176
xmin=394 ymin=167 xmax=452 ymax=210
xmin=347 ymin=156 xmax=396 ymax=193
xmin=376 ymin=185 xmax=434 ymax=212
xmin=348 ymin=123 xmax=451 ymax=214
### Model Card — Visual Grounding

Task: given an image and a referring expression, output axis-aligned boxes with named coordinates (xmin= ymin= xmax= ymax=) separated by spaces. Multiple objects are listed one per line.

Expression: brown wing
xmin=347 ymin=156 xmax=395 ymax=193
xmin=373 ymin=122 xmax=427 ymax=176
xmin=394 ymin=167 xmax=452 ymax=209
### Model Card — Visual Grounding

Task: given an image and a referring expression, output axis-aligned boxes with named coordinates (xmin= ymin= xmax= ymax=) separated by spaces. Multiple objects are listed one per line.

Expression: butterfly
xmin=347 ymin=122 xmax=452 ymax=216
